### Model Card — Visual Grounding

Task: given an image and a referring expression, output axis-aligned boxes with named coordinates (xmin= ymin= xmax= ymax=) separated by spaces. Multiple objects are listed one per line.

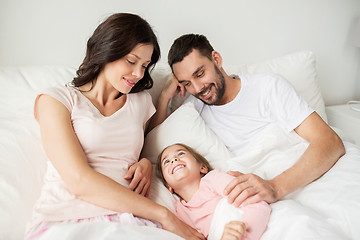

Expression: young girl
xmin=25 ymin=13 xmax=204 ymax=240
xmin=157 ymin=143 xmax=271 ymax=240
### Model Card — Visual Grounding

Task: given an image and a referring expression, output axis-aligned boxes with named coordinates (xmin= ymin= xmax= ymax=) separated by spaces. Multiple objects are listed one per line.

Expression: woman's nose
xmin=132 ymin=66 xmax=143 ymax=79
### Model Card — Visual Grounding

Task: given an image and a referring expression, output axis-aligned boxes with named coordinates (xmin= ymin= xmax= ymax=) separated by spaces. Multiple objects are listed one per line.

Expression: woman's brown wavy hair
xmin=71 ymin=13 xmax=160 ymax=96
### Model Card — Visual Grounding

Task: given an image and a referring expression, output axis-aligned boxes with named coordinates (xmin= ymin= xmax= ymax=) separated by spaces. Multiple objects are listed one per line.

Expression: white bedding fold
xmin=37 ymin=124 xmax=360 ymax=240
xmin=227 ymin=124 xmax=360 ymax=239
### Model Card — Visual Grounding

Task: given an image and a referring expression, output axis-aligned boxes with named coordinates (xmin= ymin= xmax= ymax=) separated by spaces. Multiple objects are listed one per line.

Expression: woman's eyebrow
xmin=129 ymin=53 xmax=151 ymax=63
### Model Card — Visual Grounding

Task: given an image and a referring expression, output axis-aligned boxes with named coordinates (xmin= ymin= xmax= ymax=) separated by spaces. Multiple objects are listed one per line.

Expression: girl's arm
xmin=36 ymin=95 xmax=204 ymax=240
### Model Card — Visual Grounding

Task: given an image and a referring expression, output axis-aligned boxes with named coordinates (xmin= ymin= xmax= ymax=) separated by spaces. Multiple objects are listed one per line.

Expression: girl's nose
xmin=171 ymin=158 xmax=178 ymax=163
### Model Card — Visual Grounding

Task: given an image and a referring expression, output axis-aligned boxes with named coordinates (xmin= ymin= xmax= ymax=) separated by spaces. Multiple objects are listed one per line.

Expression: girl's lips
xmin=172 ymin=164 xmax=185 ymax=174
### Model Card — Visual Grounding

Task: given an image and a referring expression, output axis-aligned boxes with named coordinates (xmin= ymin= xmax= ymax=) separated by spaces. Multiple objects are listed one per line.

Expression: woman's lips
xmin=124 ymin=78 xmax=136 ymax=87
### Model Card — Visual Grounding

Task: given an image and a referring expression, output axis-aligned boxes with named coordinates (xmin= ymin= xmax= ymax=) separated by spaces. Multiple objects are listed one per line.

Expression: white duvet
xmin=38 ymin=119 xmax=360 ymax=240
xmin=227 ymin=124 xmax=360 ymax=240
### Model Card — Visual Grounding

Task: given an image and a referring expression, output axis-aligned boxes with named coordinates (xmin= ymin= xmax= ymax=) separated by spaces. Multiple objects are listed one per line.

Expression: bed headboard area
xmin=0 ymin=0 xmax=359 ymax=106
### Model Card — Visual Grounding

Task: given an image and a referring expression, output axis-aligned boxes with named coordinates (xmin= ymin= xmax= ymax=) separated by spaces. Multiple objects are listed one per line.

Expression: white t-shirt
xmin=188 ymin=73 xmax=313 ymax=156
xmin=28 ymin=85 xmax=155 ymax=229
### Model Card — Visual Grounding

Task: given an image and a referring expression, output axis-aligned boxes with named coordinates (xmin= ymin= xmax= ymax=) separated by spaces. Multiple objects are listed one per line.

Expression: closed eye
xmin=195 ymin=71 xmax=204 ymax=78
xmin=179 ymin=81 xmax=191 ymax=87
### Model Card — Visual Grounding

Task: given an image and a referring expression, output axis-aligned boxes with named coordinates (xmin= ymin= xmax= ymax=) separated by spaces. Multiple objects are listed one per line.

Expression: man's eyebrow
xmin=177 ymin=66 xmax=205 ymax=83
xmin=192 ymin=65 xmax=205 ymax=77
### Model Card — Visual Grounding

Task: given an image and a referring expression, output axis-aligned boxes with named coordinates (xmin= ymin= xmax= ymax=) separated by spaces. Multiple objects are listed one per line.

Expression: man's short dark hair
xmin=168 ymin=34 xmax=214 ymax=70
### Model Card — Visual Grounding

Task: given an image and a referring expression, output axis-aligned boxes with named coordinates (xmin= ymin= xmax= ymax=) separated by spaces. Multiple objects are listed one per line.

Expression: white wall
xmin=0 ymin=0 xmax=359 ymax=105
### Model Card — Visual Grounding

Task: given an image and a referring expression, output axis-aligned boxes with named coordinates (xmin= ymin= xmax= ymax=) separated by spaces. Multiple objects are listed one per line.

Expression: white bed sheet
xmin=37 ymin=119 xmax=360 ymax=240
xmin=227 ymin=124 xmax=360 ymax=239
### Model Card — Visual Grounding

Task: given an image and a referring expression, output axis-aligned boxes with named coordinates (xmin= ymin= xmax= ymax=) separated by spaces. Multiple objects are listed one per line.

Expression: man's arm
xmin=225 ymin=112 xmax=345 ymax=206
xmin=147 ymin=74 xmax=186 ymax=133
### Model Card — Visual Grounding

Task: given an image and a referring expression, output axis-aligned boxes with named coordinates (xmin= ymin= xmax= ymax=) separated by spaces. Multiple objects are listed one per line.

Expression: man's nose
xmin=192 ymin=80 xmax=204 ymax=93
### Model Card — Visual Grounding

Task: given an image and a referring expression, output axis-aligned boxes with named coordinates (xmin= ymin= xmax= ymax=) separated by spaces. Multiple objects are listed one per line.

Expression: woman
xmin=26 ymin=13 xmax=204 ymax=240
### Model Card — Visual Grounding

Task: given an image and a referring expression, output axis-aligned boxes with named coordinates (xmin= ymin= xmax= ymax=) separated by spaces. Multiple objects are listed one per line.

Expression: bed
xmin=1 ymin=51 xmax=360 ymax=240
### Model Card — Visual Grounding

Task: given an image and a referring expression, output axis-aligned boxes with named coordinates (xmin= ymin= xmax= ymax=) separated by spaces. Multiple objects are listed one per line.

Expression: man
xmin=149 ymin=34 xmax=345 ymax=207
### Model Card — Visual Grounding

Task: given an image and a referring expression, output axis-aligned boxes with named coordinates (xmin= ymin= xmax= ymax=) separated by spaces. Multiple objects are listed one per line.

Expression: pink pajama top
xmin=175 ymin=169 xmax=271 ymax=239
xmin=27 ymin=85 xmax=155 ymax=231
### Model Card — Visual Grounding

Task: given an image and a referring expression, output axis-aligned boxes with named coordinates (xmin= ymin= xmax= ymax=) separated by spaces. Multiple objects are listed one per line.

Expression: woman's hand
xmin=161 ymin=209 xmax=205 ymax=240
xmin=221 ymin=221 xmax=247 ymax=240
xmin=124 ymin=158 xmax=153 ymax=197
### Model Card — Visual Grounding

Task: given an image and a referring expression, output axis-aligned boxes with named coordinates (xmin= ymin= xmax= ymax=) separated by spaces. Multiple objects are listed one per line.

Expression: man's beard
xmin=195 ymin=64 xmax=225 ymax=105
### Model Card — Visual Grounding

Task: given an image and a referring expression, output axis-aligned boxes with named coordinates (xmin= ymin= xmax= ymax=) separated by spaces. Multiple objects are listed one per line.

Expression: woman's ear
xmin=212 ymin=51 xmax=223 ymax=68
xmin=168 ymin=186 xmax=174 ymax=194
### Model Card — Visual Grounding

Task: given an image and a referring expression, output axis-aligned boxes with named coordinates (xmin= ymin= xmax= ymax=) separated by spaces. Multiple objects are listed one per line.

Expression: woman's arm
xmin=36 ymin=94 xmax=204 ymax=240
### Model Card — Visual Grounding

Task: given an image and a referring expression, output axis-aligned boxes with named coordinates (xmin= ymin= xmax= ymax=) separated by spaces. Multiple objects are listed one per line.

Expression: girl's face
xmin=160 ymin=144 xmax=208 ymax=191
xmin=100 ymin=43 xmax=154 ymax=94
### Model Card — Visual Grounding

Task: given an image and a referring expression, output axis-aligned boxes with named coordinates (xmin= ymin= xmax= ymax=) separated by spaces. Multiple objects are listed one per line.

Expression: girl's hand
xmin=221 ymin=221 xmax=247 ymax=240
xmin=161 ymin=210 xmax=205 ymax=240
xmin=124 ymin=158 xmax=153 ymax=196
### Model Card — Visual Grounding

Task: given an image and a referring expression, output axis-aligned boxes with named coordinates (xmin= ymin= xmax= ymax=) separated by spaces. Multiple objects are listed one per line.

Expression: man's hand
xmin=224 ymin=171 xmax=279 ymax=206
xmin=221 ymin=221 xmax=247 ymax=240
xmin=124 ymin=158 xmax=153 ymax=197
xmin=161 ymin=73 xmax=186 ymax=100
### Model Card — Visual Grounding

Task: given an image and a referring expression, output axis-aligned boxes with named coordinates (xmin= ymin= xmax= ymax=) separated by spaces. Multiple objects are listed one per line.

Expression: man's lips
xmin=172 ymin=164 xmax=185 ymax=174
xmin=197 ymin=85 xmax=213 ymax=99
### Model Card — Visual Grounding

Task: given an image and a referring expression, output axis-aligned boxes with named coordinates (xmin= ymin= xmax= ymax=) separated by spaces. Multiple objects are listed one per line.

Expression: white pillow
xmin=0 ymin=66 xmax=76 ymax=240
xmin=148 ymin=64 xmax=172 ymax=106
xmin=141 ymin=101 xmax=232 ymax=171
xmin=168 ymin=51 xmax=327 ymax=122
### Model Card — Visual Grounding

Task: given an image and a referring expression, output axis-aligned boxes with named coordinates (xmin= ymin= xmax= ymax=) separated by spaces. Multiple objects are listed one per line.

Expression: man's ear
xmin=200 ymin=164 xmax=209 ymax=174
xmin=212 ymin=51 xmax=223 ymax=68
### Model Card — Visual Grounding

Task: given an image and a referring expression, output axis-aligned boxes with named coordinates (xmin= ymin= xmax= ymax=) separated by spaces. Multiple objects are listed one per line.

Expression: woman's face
xmin=101 ymin=43 xmax=154 ymax=94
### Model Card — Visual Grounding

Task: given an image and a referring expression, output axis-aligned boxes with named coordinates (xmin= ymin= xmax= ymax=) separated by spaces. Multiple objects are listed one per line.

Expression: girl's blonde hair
xmin=156 ymin=143 xmax=213 ymax=188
